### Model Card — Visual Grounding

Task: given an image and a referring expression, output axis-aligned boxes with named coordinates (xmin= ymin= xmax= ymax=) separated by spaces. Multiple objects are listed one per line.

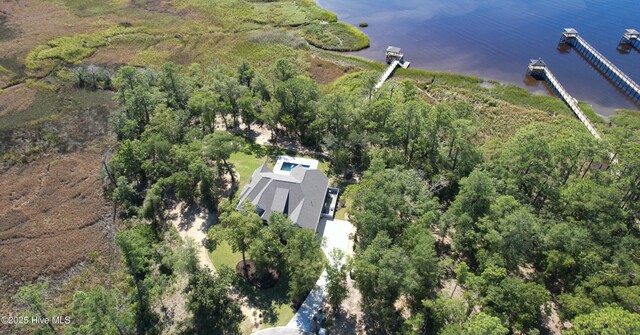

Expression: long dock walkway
xmin=375 ymin=59 xmax=410 ymax=89
xmin=375 ymin=60 xmax=400 ymax=89
xmin=528 ymin=59 xmax=601 ymax=139
xmin=562 ymin=28 xmax=640 ymax=102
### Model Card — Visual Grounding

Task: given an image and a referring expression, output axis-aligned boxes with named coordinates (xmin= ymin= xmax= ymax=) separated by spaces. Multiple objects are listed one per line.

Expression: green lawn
xmin=208 ymin=240 xmax=242 ymax=270
xmin=229 ymin=151 xmax=269 ymax=192
xmin=266 ymin=305 xmax=295 ymax=328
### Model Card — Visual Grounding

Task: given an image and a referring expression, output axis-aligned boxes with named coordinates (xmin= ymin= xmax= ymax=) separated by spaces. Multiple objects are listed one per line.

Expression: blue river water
xmin=316 ymin=0 xmax=640 ymax=116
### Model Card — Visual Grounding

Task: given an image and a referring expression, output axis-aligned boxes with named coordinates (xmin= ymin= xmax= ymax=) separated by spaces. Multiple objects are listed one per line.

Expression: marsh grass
xmin=251 ymin=2 xmax=307 ymax=26
xmin=313 ymin=49 xmax=385 ymax=71
xmin=0 ymin=90 xmax=60 ymax=131
xmin=47 ymin=0 xmax=121 ymax=17
xmin=427 ymin=85 xmax=563 ymax=143
xmin=0 ymin=64 xmax=16 ymax=87
xmin=610 ymin=109 xmax=640 ymax=130
xmin=303 ymin=22 xmax=369 ymax=51
xmin=247 ymin=30 xmax=308 ymax=49
xmin=22 ymin=0 xmax=361 ymax=81
xmin=577 ymin=102 xmax=605 ymax=126
xmin=216 ymin=38 xmax=308 ymax=71
xmin=0 ymin=14 xmax=17 ymax=42
xmin=329 ymin=71 xmax=376 ymax=93
xmin=490 ymin=83 xmax=572 ymax=116
xmin=132 ymin=49 xmax=173 ymax=67
xmin=25 ymin=26 xmax=145 ymax=77
xmin=396 ymin=68 xmax=483 ymax=90
xmin=299 ymin=0 xmax=337 ymax=22
xmin=0 ymin=57 xmax=23 ymax=78
xmin=315 ymin=49 xmax=483 ymax=91
xmin=25 ymin=79 xmax=57 ymax=92
xmin=177 ymin=0 xmax=336 ymax=27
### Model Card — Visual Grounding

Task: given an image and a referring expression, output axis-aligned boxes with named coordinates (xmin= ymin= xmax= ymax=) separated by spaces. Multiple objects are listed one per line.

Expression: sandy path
xmin=169 ymin=203 xmax=216 ymax=273
xmin=168 ymin=203 xmax=263 ymax=334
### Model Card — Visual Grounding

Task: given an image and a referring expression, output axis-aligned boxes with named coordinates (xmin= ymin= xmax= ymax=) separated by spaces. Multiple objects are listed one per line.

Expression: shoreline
xmin=312 ymin=0 xmax=638 ymax=118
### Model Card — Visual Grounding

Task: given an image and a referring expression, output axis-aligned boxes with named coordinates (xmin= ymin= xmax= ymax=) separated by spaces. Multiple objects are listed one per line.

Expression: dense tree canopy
xmin=567 ymin=307 xmax=640 ymax=335
xmin=345 ymin=104 xmax=640 ymax=333
xmin=184 ymin=268 xmax=243 ymax=335
xmin=98 ymin=59 xmax=640 ymax=335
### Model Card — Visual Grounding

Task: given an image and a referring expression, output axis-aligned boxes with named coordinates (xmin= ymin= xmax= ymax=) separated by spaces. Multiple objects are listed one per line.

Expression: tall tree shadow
xmin=236 ymin=271 xmax=293 ymax=326
xmin=331 ymin=311 xmax=361 ymax=334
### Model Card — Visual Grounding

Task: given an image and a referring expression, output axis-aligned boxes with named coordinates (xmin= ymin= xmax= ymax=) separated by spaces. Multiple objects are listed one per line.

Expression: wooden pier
xmin=375 ymin=60 xmax=399 ymax=89
xmin=375 ymin=46 xmax=410 ymax=89
xmin=561 ymin=28 xmax=640 ymax=102
xmin=528 ymin=59 xmax=601 ymax=140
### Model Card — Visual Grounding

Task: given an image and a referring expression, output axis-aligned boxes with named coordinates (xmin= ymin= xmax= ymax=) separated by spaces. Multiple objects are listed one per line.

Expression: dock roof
xmin=529 ymin=58 xmax=547 ymax=67
xmin=386 ymin=46 xmax=402 ymax=53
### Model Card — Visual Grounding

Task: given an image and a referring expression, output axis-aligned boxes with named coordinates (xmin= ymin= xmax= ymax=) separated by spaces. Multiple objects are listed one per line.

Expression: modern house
xmin=237 ymin=156 xmax=339 ymax=232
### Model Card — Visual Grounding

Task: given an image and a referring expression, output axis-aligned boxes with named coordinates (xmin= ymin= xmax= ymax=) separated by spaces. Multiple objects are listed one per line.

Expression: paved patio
xmin=317 ymin=218 xmax=353 ymax=256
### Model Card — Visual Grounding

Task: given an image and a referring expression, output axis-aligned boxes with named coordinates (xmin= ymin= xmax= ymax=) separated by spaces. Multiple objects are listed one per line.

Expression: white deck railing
xmin=575 ymin=36 xmax=640 ymax=97
xmin=544 ymin=67 xmax=601 ymax=139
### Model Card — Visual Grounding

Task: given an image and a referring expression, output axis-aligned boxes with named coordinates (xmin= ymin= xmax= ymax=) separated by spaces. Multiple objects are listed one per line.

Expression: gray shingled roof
xmin=529 ymin=58 xmax=547 ymax=67
xmin=238 ymin=163 xmax=329 ymax=231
